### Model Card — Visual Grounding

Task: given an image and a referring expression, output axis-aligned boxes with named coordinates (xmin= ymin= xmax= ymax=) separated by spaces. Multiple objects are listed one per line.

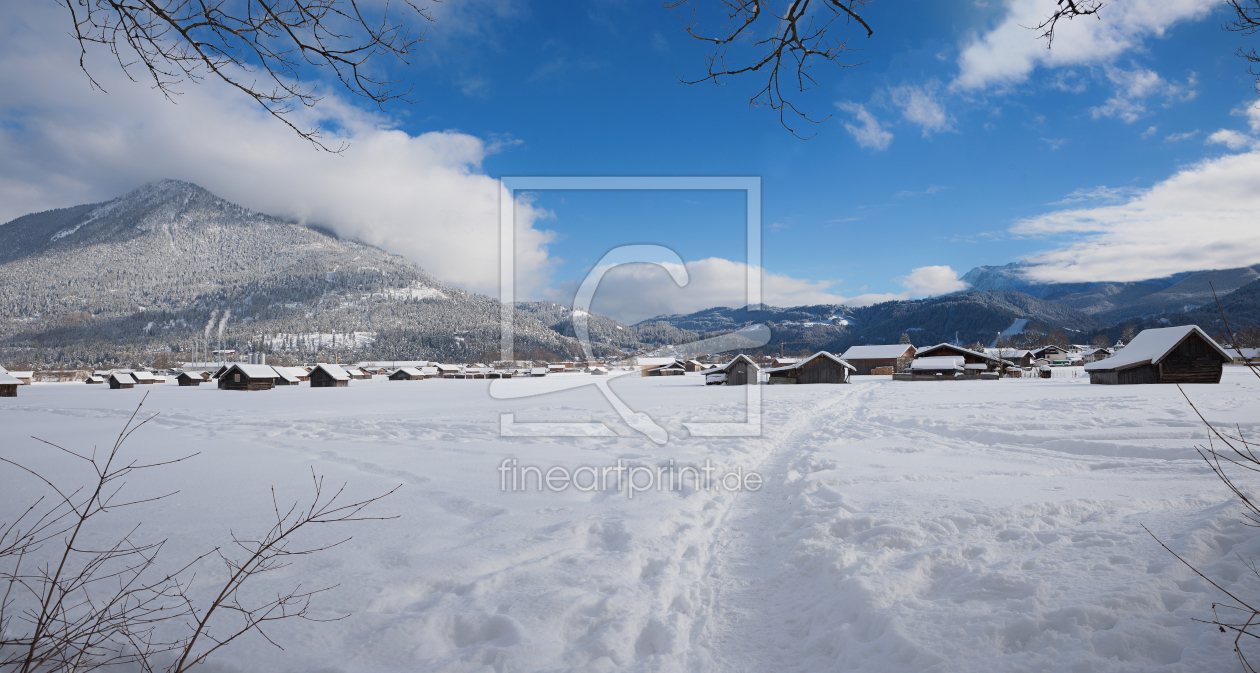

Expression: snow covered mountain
xmin=0 ymin=181 xmax=644 ymax=366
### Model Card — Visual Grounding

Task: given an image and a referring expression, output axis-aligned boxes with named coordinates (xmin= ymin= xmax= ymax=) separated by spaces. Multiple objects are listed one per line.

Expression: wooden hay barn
xmin=217 ymin=364 xmax=278 ymax=391
xmin=719 ymin=354 xmax=760 ymax=386
xmin=764 ymin=351 xmax=855 ymax=384
xmin=272 ymin=367 xmax=302 ymax=386
xmin=310 ymin=364 xmax=351 ymax=388
xmin=839 ymin=344 xmax=917 ymax=375
xmin=85 ymin=375 xmax=105 ymax=384
xmin=1083 ymin=325 xmax=1231 ymax=385
xmin=915 ymin=344 xmax=1009 ymax=372
xmin=389 ymin=367 xmax=425 ymax=381
xmin=646 ymin=362 xmax=687 ymax=376
xmin=108 ymin=373 xmax=136 ymax=389
xmin=0 ymin=372 xmax=20 ymax=397
xmin=176 ymin=372 xmax=203 ymax=386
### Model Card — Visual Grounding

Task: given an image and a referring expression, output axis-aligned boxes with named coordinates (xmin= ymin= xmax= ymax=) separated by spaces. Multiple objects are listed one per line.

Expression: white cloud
xmin=896 ymin=266 xmax=970 ymax=296
xmin=548 ymin=257 xmax=905 ymax=324
xmin=1164 ymin=129 xmax=1199 ymax=141
xmin=954 ymin=0 xmax=1215 ymax=91
xmin=836 ymin=102 xmax=894 ymax=150
xmin=1232 ymin=99 xmax=1260 ymax=133
xmin=1206 ymin=129 xmax=1256 ymax=150
xmin=1089 ymin=67 xmax=1196 ymax=123
xmin=0 ymin=0 xmax=556 ymax=297
xmin=1049 ymin=185 xmax=1139 ymax=205
xmin=888 ymin=84 xmax=954 ymax=136
xmin=1012 ymin=149 xmax=1260 ymax=282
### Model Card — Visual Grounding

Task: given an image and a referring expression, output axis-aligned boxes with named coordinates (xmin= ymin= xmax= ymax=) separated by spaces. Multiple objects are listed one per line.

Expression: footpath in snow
xmin=0 ymin=368 xmax=1257 ymax=672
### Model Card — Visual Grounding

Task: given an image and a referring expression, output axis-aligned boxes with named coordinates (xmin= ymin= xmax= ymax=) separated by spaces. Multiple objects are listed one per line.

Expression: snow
xmin=0 ymin=372 xmax=19 ymax=385
xmin=841 ymin=345 xmax=916 ymax=360
xmin=315 ymin=363 xmax=351 ymax=381
xmin=911 ymin=356 xmax=965 ymax=371
xmin=764 ymin=351 xmax=856 ymax=373
xmin=1084 ymin=325 xmax=1231 ymax=372
xmin=226 ymin=363 xmax=282 ymax=379
xmin=1 ymin=371 xmax=1259 ymax=671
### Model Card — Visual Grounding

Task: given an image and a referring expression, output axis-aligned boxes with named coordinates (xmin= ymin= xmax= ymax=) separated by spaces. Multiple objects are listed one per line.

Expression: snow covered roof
xmin=396 ymin=367 xmax=423 ymax=377
xmin=1084 ymin=325 xmax=1231 ymax=372
xmin=720 ymin=354 xmax=760 ymax=372
xmin=109 ymin=372 xmax=135 ymax=383
xmin=0 ymin=372 xmax=20 ymax=385
xmin=636 ymin=357 xmax=680 ymax=367
xmin=272 ymin=367 xmax=301 ymax=383
xmin=87 ymin=375 xmax=104 ymax=382
xmin=131 ymin=371 xmax=156 ymax=381
xmin=314 ymin=364 xmax=350 ymax=381
xmin=1224 ymin=347 xmax=1260 ymax=360
xmin=982 ymin=348 xmax=1032 ymax=358
xmin=436 ymin=364 xmax=461 ymax=372
xmin=225 ymin=364 xmax=280 ymax=379
xmin=764 ymin=351 xmax=855 ymax=373
xmin=840 ymin=344 xmax=916 ymax=360
xmin=0 ymin=364 xmax=7 ymax=374
xmin=917 ymin=343 xmax=1010 ymax=365
xmin=911 ymin=356 xmax=964 ymax=371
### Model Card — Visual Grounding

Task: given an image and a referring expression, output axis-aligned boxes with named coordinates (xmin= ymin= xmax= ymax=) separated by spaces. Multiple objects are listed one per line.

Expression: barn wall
xmin=797 ymin=359 xmax=850 ymax=384
xmin=0 ymin=384 xmax=15 ymax=397
xmin=728 ymin=361 xmax=753 ymax=386
xmin=1159 ymin=336 xmax=1226 ymax=384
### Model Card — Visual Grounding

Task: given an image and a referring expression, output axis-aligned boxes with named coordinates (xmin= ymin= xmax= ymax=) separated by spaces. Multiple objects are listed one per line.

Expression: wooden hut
xmin=719 ymin=354 xmax=760 ymax=386
xmin=8 ymin=371 xmax=33 ymax=385
xmin=765 ymin=351 xmax=855 ymax=384
xmin=271 ymin=367 xmax=302 ymax=386
xmin=914 ymin=344 xmax=1009 ymax=372
xmin=131 ymin=371 xmax=157 ymax=385
xmin=216 ymin=364 xmax=278 ymax=391
xmin=108 ymin=373 xmax=136 ymax=389
xmin=0 ymin=372 xmax=19 ymax=397
xmin=1030 ymin=345 xmax=1072 ymax=364
xmin=895 ymin=356 xmax=966 ymax=381
xmin=1084 ymin=325 xmax=1231 ymax=385
xmin=646 ymin=361 xmax=687 ymax=376
xmin=310 ymin=364 xmax=350 ymax=388
xmin=839 ymin=345 xmax=917 ymax=375
xmin=85 ymin=375 xmax=105 ymax=384
xmin=389 ymin=367 xmax=425 ymax=381
xmin=176 ymin=372 xmax=203 ymax=386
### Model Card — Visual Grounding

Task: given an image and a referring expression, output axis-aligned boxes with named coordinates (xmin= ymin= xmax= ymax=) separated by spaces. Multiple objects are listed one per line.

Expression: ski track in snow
xmin=1 ymin=371 xmax=1258 ymax=672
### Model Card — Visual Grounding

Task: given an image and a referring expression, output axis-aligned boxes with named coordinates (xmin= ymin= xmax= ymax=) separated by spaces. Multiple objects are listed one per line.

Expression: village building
xmin=310 ymin=364 xmax=351 ymax=388
xmin=85 ymin=375 xmax=105 ymax=384
xmin=683 ymin=360 xmax=707 ymax=372
xmin=764 ymin=351 xmax=855 ymax=384
xmin=271 ymin=367 xmax=302 ymax=386
xmin=389 ymin=367 xmax=425 ymax=381
xmin=217 ymin=364 xmax=279 ymax=391
xmin=646 ymin=361 xmax=687 ymax=376
xmin=436 ymin=364 xmax=462 ymax=378
xmin=108 ymin=372 xmax=136 ymax=389
xmin=0 ymin=372 xmax=20 ymax=397
xmin=915 ymin=344 xmax=1010 ymax=372
xmin=1030 ymin=345 xmax=1072 ymax=364
xmin=983 ymin=348 xmax=1036 ymax=368
xmin=1225 ymin=347 xmax=1260 ymax=365
xmin=8 ymin=371 xmax=33 ymax=385
xmin=176 ymin=372 xmax=203 ymax=386
xmin=839 ymin=344 xmax=917 ymax=375
xmin=718 ymin=354 xmax=760 ymax=386
xmin=1083 ymin=325 xmax=1232 ymax=385
xmin=770 ymin=357 xmax=800 ymax=369
xmin=900 ymin=356 xmax=966 ymax=380
xmin=132 ymin=371 xmax=157 ymax=385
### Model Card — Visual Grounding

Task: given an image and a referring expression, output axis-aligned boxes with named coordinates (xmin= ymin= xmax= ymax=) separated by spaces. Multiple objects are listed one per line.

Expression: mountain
xmin=0 ymin=181 xmax=646 ymax=366
xmin=960 ymin=262 xmax=1260 ymax=322
xmin=636 ymin=291 xmax=1101 ymax=353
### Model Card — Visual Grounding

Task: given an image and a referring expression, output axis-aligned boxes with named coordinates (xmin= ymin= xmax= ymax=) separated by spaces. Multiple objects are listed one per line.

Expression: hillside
xmin=0 ymin=181 xmax=614 ymax=366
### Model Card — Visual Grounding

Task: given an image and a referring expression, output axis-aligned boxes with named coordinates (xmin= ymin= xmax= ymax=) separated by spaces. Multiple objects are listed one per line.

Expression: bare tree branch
xmin=667 ymin=0 xmax=872 ymax=138
xmin=57 ymin=0 xmax=435 ymax=151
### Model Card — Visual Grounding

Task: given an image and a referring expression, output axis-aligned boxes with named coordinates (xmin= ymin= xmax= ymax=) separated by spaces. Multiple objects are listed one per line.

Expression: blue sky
xmin=3 ymin=0 xmax=1260 ymax=322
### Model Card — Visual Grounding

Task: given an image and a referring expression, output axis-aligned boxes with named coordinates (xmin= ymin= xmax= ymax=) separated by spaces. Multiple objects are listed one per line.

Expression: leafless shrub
xmin=1147 ymin=284 xmax=1260 ymax=671
xmin=0 ymin=393 xmax=397 ymax=671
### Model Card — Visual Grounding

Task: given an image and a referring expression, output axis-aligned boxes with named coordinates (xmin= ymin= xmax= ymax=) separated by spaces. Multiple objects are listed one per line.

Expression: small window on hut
xmin=234 ymin=373 xmax=240 ymax=382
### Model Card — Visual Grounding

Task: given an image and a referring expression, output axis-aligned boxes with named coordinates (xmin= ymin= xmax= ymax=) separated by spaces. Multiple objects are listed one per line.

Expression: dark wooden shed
xmin=915 ymin=344 xmax=1007 ymax=371
xmin=108 ymin=373 xmax=135 ymax=389
xmin=840 ymin=344 xmax=917 ymax=375
xmin=176 ymin=372 xmax=202 ymax=386
xmin=216 ymin=364 xmax=277 ymax=391
xmin=389 ymin=367 xmax=424 ymax=381
xmin=765 ymin=351 xmax=855 ymax=384
xmin=310 ymin=364 xmax=350 ymax=388
xmin=1084 ymin=325 xmax=1230 ymax=385
xmin=720 ymin=354 xmax=760 ymax=386
xmin=0 ymin=372 xmax=19 ymax=397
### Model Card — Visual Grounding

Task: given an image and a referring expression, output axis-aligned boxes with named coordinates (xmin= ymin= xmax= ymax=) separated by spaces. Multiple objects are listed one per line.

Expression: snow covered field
xmin=2 ymin=369 xmax=1258 ymax=672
